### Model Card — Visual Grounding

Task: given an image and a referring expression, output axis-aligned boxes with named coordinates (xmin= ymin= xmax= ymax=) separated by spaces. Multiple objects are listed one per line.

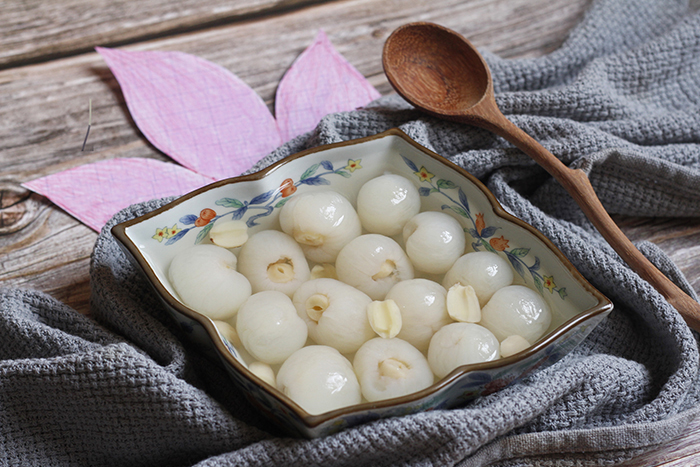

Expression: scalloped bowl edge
xmin=112 ymin=128 xmax=613 ymax=438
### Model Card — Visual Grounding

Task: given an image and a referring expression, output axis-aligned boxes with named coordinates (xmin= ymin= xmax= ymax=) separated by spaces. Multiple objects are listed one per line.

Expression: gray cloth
xmin=2 ymin=0 xmax=700 ymax=464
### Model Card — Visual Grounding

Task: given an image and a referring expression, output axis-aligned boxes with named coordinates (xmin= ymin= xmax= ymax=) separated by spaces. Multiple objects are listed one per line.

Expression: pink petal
xmin=275 ymin=30 xmax=381 ymax=142
xmin=97 ymin=47 xmax=282 ymax=179
xmin=23 ymin=158 xmax=213 ymax=231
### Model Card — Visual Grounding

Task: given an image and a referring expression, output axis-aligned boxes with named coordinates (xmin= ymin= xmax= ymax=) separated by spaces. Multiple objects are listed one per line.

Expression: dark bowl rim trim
xmin=111 ymin=127 xmax=614 ymax=430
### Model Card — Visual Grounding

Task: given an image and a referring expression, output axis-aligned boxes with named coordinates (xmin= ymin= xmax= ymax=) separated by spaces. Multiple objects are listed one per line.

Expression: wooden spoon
xmin=382 ymin=21 xmax=700 ymax=331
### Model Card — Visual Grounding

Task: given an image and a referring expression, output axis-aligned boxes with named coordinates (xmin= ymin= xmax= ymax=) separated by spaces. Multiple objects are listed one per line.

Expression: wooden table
xmin=1 ymin=0 xmax=698 ymax=464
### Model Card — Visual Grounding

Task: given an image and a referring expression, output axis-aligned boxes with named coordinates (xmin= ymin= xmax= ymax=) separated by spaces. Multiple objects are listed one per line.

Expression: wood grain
xmin=619 ymin=415 xmax=700 ymax=466
xmin=614 ymin=215 xmax=700 ymax=296
xmin=0 ymin=0 xmax=324 ymax=68
xmin=0 ymin=0 xmax=594 ymax=176
xmin=383 ymin=20 xmax=700 ymax=330
xmin=0 ymin=0 xmax=594 ymax=314
xmin=1 ymin=0 xmax=700 ymax=462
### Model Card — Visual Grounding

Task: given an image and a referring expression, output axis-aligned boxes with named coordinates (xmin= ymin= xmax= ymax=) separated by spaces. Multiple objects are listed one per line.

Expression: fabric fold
xmin=2 ymin=0 xmax=700 ymax=465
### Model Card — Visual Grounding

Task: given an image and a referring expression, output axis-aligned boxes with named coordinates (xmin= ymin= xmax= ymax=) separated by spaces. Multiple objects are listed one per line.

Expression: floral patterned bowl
xmin=112 ymin=128 xmax=613 ymax=438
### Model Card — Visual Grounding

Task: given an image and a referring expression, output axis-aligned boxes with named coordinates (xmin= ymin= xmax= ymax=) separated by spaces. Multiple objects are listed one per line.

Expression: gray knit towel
xmin=2 ymin=0 xmax=700 ymax=465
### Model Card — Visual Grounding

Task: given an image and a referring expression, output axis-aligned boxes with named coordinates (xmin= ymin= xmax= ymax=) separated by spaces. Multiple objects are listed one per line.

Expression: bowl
xmin=111 ymin=128 xmax=613 ymax=438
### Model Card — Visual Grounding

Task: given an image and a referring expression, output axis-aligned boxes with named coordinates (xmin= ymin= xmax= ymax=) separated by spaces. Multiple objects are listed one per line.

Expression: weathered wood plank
xmin=0 ymin=0 xmax=325 ymax=68
xmin=0 ymin=197 xmax=95 ymax=314
xmin=1 ymin=0 xmax=700 ymax=463
xmin=619 ymin=414 xmax=700 ymax=466
xmin=614 ymin=216 xmax=700 ymax=296
xmin=0 ymin=0 xmax=594 ymax=177
xmin=0 ymin=0 xmax=595 ymax=314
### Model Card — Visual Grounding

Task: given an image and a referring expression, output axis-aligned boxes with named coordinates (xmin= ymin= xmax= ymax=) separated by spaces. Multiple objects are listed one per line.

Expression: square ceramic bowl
xmin=112 ymin=128 xmax=613 ymax=438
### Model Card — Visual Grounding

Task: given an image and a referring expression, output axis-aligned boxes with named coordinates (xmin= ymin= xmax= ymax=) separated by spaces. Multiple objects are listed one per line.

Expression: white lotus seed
xmin=209 ymin=219 xmax=249 ymax=248
xmin=500 ymin=335 xmax=531 ymax=358
xmin=442 ymin=251 xmax=514 ymax=306
xmin=403 ymin=211 xmax=466 ymax=274
xmin=237 ymin=230 xmax=310 ymax=297
xmin=292 ymin=278 xmax=374 ymax=354
xmin=446 ymin=284 xmax=481 ymax=323
xmin=356 ymin=174 xmax=421 ymax=236
xmin=276 ymin=345 xmax=361 ymax=415
xmin=236 ymin=291 xmax=308 ymax=364
xmin=279 ymin=190 xmax=361 ymax=263
xmin=335 ymin=234 xmax=414 ymax=300
xmin=168 ymin=244 xmax=252 ymax=320
xmin=248 ymin=361 xmax=276 ymax=387
xmin=353 ymin=338 xmax=434 ymax=402
xmin=385 ymin=279 xmax=451 ymax=353
xmin=367 ymin=299 xmax=402 ymax=339
xmin=428 ymin=323 xmax=500 ymax=379
xmin=480 ymin=285 xmax=552 ymax=344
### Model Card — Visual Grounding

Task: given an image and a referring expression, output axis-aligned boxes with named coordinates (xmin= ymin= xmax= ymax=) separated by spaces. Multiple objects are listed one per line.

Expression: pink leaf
xmin=23 ymin=158 xmax=213 ymax=231
xmin=275 ymin=30 xmax=381 ymax=142
xmin=97 ymin=47 xmax=282 ymax=180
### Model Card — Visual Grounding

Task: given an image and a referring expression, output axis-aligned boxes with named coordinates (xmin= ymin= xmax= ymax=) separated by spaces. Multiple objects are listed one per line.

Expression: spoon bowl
xmin=384 ymin=24 xmax=490 ymax=115
xmin=383 ymin=22 xmax=700 ymax=332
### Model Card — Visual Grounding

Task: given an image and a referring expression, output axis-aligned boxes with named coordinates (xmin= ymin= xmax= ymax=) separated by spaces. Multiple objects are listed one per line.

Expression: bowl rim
xmin=112 ymin=127 xmax=613 ymax=428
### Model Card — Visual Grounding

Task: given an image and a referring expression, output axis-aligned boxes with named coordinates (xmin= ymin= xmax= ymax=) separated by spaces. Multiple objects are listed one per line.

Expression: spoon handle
xmin=488 ymin=113 xmax=700 ymax=331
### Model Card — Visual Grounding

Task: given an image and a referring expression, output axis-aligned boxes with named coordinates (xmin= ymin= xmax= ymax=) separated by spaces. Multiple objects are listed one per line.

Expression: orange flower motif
xmin=475 ymin=213 xmax=485 ymax=235
xmin=489 ymin=236 xmax=509 ymax=251
xmin=543 ymin=275 xmax=556 ymax=293
xmin=280 ymin=178 xmax=297 ymax=197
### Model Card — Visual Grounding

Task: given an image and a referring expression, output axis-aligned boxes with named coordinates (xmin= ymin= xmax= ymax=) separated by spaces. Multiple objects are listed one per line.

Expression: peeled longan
xmin=335 ymin=234 xmax=414 ymax=300
xmin=403 ymin=211 xmax=466 ymax=274
xmin=168 ymin=244 xmax=251 ymax=320
xmin=292 ymin=278 xmax=374 ymax=354
xmin=356 ymin=174 xmax=421 ymax=236
xmin=237 ymin=230 xmax=310 ymax=297
xmin=353 ymin=338 xmax=434 ymax=402
xmin=279 ymin=190 xmax=361 ymax=263
xmin=236 ymin=291 xmax=308 ymax=365
xmin=428 ymin=323 xmax=500 ymax=379
xmin=276 ymin=345 xmax=361 ymax=415
xmin=480 ymin=285 xmax=552 ymax=344
xmin=442 ymin=251 xmax=514 ymax=306
xmin=385 ymin=279 xmax=451 ymax=353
